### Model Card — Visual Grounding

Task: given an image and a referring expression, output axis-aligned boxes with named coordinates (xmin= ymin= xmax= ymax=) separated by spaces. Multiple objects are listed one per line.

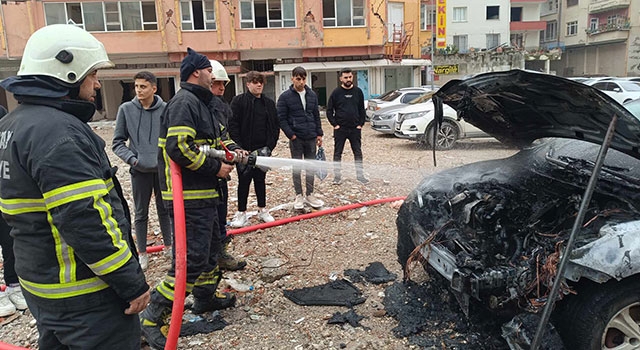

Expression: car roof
xmin=434 ymin=69 xmax=640 ymax=159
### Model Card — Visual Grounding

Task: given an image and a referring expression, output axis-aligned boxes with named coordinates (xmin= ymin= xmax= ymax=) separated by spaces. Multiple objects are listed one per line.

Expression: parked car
xmin=365 ymin=87 xmax=432 ymax=120
xmin=370 ymin=92 xmax=434 ymax=135
xmin=393 ymin=98 xmax=489 ymax=150
xmin=396 ymin=70 xmax=640 ymax=349
xmin=624 ymin=97 xmax=640 ymax=115
xmin=588 ymin=79 xmax=640 ymax=104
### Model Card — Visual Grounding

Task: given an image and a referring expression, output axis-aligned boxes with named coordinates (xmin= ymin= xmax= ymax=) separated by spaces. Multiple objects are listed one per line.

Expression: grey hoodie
xmin=112 ymin=95 xmax=165 ymax=172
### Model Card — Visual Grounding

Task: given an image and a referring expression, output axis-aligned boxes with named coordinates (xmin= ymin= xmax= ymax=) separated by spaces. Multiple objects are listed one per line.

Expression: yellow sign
xmin=434 ymin=65 xmax=458 ymax=75
xmin=436 ymin=0 xmax=446 ymax=48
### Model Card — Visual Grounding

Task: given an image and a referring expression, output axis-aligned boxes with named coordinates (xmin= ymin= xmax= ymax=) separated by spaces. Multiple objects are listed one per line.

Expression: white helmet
xmin=19 ymin=24 xmax=114 ymax=85
xmin=210 ymin=60 xmax=230 ymax=82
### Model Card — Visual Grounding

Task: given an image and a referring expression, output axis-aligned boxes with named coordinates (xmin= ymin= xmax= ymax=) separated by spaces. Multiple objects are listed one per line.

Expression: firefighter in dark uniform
xmin=0 ymin=24 xmax=150 ymax=349
xmin=140 ymin=48 xmax=240 ymax=349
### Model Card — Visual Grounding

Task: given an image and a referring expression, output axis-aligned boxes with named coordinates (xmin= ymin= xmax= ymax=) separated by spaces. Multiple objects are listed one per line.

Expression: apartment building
xmin=541 ymin=0 xmax=639 ymax=77
xmin=0 ymin=0 xmax=433 ymax=119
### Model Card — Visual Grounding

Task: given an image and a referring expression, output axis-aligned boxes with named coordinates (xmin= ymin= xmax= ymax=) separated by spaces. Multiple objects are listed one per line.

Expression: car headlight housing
xmin=399 ymin=111 xmax=428 ymax=122
xmin=373 ymin=113 xmax=396 ymax=121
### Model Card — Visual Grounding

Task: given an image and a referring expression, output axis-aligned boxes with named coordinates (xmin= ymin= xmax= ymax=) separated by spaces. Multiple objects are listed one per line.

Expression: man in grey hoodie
xmin=112 ymin=71 xmax=172 ymax=270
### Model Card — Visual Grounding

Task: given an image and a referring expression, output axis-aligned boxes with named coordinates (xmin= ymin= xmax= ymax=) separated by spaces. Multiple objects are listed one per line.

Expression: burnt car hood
xmin=435 ymin=69 xmax=640 ymax=159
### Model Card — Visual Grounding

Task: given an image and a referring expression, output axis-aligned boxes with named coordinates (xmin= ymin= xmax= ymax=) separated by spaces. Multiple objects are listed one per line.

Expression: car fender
xmin=566 ymin=220 xmax=640 ymax=283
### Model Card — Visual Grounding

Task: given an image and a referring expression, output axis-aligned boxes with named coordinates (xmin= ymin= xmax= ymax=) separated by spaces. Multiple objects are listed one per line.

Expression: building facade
xmin=0 ymin=0 xmax=433 ymax=119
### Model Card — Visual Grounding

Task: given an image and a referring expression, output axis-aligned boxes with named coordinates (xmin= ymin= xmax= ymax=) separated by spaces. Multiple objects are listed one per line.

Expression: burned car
xmin=396 ymin=70 xmax=640 ymax=349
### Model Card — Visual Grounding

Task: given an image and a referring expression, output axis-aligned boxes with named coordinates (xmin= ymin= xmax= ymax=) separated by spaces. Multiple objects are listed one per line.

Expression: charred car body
xmin=396 ymin=70 xmax=640 ymax=349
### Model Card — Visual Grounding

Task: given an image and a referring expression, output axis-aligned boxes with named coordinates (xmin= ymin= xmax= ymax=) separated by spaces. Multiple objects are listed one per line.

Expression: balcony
xmin=510 ymin=21 xmax=546 ymax=31
xmin=585 ymin=17 xmax=631 ymax=35
xmin=588 ymin=0 xmax=631 ymax=14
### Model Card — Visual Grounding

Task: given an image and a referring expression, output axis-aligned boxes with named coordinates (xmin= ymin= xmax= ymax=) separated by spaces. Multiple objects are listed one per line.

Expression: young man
xmin=112 ymin=71 xmax=172 ymax=270
xmin=141 ymin=48 xmax=238 ymax=349
xmin=277 ymin=66 xmax=324 ymax=209
xmin=208 ymin=60 xmax=247 ymax=271
xmin=326 ymin=68 xmax=368 ymax=184
xmin=228 ymin=71 xmax=280 ymax=227
xmin=0 ymin=24 xmax=149 ymax=349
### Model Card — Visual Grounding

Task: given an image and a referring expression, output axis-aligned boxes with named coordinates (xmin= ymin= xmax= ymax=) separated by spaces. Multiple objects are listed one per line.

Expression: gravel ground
xmin=0 ymin=119 xmax=518 ymax=349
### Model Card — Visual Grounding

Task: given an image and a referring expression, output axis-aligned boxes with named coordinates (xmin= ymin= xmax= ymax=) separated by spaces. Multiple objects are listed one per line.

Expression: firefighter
xmin=0 ymin=24 xmax=150 ymax=349
xmin=140 ymin=48 xmax=239 ymax=349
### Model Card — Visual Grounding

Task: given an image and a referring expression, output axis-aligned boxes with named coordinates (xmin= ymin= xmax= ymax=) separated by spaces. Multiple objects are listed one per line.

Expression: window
xmin=486 ymin=33 xmax=500 ymax=49
xmin=548 ymin=0 xmax=557 ymax=11
xmin=323 ymin=0 xmax=365 ymax=27
xmin=590 ymin=18 xmax=598 ymax=31
xmin=180 ymin=0 xmax=215 ymax=30
xmin=420 ymin=3 xmax=436 ymax=30
xmin=567 ymin=0 xmax=578 ymax=6
xmin=240 ymin=0 xmax=295 ymax=28
xmin=510 ymin=33 xmax=523 ymax=48
xmin=486 ymin=6 xmax=499 ymax=20
xmin=566 ymin=20 xmax=578 ymax=36
xmin=452 ymin=7 xmax=467 ymax=22
xmin=543 ymin=20 xmax=557 ymax=41
xmin=511 ymin=7 xmax=522 ymax=22
xmin=44 ymin=1 xmax=157 ymax=31
xmin=453 ymin=35 xmax=468 ymax=53
xmin=607 ymin=15 xmax=619 ymax=26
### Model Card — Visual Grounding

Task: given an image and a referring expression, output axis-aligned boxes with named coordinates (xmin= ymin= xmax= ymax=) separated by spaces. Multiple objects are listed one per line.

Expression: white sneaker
xmin=0 ymin=291 xmax=16 ymax=317
xmin=139 ymin=253 xmax=149 ymax=271
xmin=305 ymin=194 xmax=324 ymax=209
xmin=293 ymin=194 xmax=305 ymax=210
xmin=258 ymin=208 xmax=274 ymax=223
xmin=6 ymin=285 xmax=27 ymax=311
xmin=230 ymin=211 xmax=248 ymax=228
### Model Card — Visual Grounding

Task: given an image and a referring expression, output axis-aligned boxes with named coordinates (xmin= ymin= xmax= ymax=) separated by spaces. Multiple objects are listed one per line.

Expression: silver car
xmin=370 ymin=92 xmax=434 ymax=135
xmin=366 ymin=87 xmax=432 ymax=120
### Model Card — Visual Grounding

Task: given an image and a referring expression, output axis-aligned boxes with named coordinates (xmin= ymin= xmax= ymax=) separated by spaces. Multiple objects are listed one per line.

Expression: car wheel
xmin=555 ymin=278 xmax=640 ymax=350
xmin=426 ymin=120 xmax=459 ymax=150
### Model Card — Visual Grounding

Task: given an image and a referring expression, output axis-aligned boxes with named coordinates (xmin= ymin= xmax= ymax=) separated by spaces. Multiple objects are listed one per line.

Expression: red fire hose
xmin=164 ymin=160 xmax=187 ymax=350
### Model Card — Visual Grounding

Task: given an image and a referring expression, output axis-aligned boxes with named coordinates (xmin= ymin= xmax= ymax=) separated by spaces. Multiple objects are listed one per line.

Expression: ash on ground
xmin=383 ymin=278 xmax=509 ymax=349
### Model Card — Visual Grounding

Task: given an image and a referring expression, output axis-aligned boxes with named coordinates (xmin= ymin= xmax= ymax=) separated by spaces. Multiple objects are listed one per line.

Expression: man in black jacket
xmin=277 ymin=66 xmax=324 ymax=210
xmin=0 ymin=24 xmax=149 ymax=349
xmin=228 ymin=71 xmax=280 ymax=227
xmin=327 ymin=68 xmax=368 ymax=184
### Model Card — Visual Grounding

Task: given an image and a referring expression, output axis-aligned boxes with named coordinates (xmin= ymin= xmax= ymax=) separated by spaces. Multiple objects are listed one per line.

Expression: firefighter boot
xmin=218 ymin=240 xmax=247 ymax=271
xmin=192 ymin=291 xmax=236 ymax=314
xmin=140 ymin=301 xmax=172 ymax=350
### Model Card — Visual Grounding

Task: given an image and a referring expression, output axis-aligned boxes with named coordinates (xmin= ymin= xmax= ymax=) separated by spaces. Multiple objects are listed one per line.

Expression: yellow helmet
xmin=19 ymin=24 xmax=114 ymax=85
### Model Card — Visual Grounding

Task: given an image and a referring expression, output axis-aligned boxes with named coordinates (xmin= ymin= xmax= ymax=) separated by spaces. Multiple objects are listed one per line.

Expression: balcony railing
xmin=585 ymin=17 xmax=630 ymax=35
xmin=588 ymin=0 xmax=631 ymax=14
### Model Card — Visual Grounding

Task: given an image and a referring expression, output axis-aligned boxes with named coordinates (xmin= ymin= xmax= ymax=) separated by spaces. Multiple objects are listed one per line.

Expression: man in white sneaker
xmin=277 ymin=67 xmax=324 ymax=210
xmin=229 ymin=71 xmax=280 ymax=226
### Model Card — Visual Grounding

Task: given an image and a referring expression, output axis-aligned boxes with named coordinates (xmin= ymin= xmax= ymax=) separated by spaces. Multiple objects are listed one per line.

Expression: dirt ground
xmin=0 ymin=119 xmax=518 ymax=349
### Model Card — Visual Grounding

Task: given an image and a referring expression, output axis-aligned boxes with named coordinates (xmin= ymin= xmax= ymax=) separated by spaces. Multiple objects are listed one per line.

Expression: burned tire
xmin=425 ymin=120 xmax=459 ymax=150
xmin=556 ymin=278 xmax=640 ymax=350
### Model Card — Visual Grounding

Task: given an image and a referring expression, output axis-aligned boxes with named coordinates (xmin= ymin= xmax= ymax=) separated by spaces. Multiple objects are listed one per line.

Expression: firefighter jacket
xmin=0 ymin=96 xmax=149 ymax=310
xmin=158 ymin=82 xmax=238 ymax=209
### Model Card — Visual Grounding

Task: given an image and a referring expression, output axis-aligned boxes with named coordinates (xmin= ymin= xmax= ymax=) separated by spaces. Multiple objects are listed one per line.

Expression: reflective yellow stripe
xmin=19 ymin=276 xmax=109 ymax=299
xmin=177 ymin=135 xmax=205 ymax=171
xmin=159 ymin=138 xmax=172 ymax=194
xmin=88 ymin=245 xmax=132 ymax=276
xmin=0 ymin=197 xmax=46 ymax=215
xmin=43 ymin=179 xmax=108 ymax=209
xmin=161 ymin=189 xmax=219 ymax=201
xmin=47 ymin=212 xmax=76 ymax=283
xmin=167 ymin=126 xmax=196 ymax=138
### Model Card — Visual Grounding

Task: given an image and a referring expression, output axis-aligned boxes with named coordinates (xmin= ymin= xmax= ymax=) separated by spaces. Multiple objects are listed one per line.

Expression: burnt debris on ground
xmin=383 ymin=278 xmax=509 ymax=349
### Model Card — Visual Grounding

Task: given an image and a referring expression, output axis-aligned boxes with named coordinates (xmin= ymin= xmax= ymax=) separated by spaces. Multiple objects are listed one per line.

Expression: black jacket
xmin=229 ymin=91 xmax=279 ymax=151
xmin=277 ymin=85 xmax=323 ymax=140
xmin=0 ymin=96 xmax=148 ymax=310
xmin=326 ymin=86 xmax=367 ymax=128
xmin=158 ymin=83 xmax=235 ymax=208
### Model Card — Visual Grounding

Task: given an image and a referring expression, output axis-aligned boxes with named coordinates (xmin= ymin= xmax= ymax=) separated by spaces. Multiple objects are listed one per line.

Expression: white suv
xmin=366 ymin=87 xmax=432 ymax=120
xmin=393 ymin=101 xmax=489 ymax=149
